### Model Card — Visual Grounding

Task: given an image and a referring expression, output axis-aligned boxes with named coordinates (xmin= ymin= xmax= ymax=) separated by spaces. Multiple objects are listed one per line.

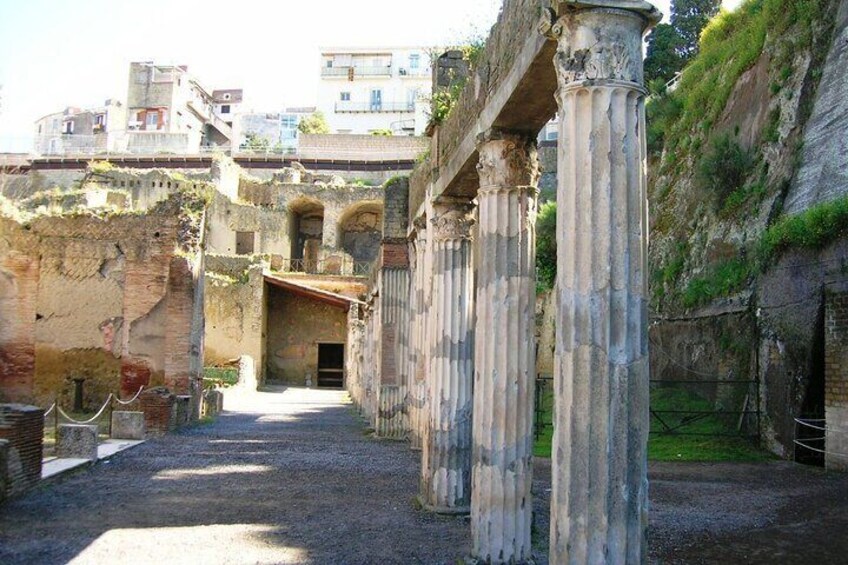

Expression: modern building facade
xmin=235 ymin=107 xmax=316 ymax=152
xmin=125 ymin=62 xmax=239 ymax=151
xmin=33 ymin=100 xmax=126 ymax=156
xmin=317 ymin=47 xmax=431 ymax=136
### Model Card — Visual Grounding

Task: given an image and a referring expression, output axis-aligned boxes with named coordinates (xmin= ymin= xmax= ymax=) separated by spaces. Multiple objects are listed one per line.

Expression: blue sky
xmin=0 ymin=0 xmax=740 ymax=151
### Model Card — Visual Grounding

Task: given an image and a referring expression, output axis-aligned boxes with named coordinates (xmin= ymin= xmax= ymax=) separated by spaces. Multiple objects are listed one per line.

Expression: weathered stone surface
xmin=111 ymin=411 xmax=145 ymax=440
xmin=377 ymin=385 xmax=408 ymax=440
xmin=407 ymin=221 xmax=429 ymax=451
xmin=471 ymin=131 xmax=539 ymax=563
xmin=549 ymin=3 xmax=655 ymax=563
xmin=57 ymin=424 xmax=98 ymax=461
xmin=420 ymin=197 xmax=475 ymax=514
xmin=784 ymin=0 xmax=848 ymax=214
xmin=203 ymin=390 xmax=224 ymax=418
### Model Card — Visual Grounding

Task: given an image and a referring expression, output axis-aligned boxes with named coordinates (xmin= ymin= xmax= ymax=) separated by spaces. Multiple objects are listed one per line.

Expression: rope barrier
xmin=115 ymin=385 xmax=145 ymax=405
xmin=43 ymin=403 xmax=56 ymax=418
xmin=795 ymin=418 xmax=848 ymax=435
xmin=56 ymin=394 xmax=113 ymax=425
xmin=794 ymin=439 xmax=848 ymax=459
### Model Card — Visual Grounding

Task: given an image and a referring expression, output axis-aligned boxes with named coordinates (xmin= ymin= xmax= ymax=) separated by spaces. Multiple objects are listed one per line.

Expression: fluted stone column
xmin=408 ymin=218 xmax=429 ymax=450
xmin=547 ymin=2 xmax=660 ymax=563
xmin=420 ymin=197 xmax=476 ymax=513
xmin=471 ymin=130 xmax=540 ymax=563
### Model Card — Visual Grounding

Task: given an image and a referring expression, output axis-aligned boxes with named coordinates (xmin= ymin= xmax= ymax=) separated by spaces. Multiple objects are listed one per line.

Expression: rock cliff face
xmin=645 ymin=0 xmax=848 ymax=459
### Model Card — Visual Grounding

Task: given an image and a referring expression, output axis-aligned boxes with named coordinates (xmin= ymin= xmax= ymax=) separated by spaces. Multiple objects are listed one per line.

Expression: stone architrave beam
xmin=548 ymin=1 xmax=660 ymax=563
xmin=420 ymin=196 xmax=476 ymax=514
xmin=471 ymin=129 xmax=540 ymax=563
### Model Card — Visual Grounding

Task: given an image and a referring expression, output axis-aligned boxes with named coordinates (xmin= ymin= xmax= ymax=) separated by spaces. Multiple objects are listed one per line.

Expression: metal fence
xmin=271 ymin=256 xmax=372 ymax=277
xmin=532 ymin=373 xmax=761 ymax=442
xmin=649 ymin=376 xmax=761 ymax=439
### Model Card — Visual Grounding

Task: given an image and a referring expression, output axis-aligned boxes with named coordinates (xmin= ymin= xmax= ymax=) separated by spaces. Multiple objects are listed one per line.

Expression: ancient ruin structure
xmin=347 ymin=0 xmax=661 ymax=562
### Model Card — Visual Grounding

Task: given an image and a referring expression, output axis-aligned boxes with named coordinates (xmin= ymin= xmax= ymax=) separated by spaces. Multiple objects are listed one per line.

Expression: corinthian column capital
xmin=430 ymin=197 xmax=475 ymax=241
xmin=550 ymin=0 xmax=661 ymax=92
xmin=476 ymin=129 xmax=540 ymax=193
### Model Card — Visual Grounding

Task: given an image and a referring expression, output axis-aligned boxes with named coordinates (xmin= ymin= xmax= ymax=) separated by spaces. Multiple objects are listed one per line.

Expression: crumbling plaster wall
xmin=0 ymin=196 xmax=205 ymax=407
xmin=203 ymin=257 xmax=266 ymax=369
xmin=265 ymin=287 xmax=348 ymax=386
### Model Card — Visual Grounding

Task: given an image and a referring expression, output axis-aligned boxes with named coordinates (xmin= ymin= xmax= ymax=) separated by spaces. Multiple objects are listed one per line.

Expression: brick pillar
xmin=0 ymin=404 xmax=44 ymax=497
xmin=825 ymin=290 xmax=848 ymax=471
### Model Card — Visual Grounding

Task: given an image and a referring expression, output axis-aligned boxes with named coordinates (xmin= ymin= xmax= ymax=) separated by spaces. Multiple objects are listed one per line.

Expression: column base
xmin=417 ymin=495 xmax=471 ymax=515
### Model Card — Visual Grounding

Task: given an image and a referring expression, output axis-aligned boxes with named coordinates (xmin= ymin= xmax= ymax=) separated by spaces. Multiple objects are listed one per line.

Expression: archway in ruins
xmin=336 ymin=201 xmax=383 ymax=265
xmin=287 ymin=197 xmax=324 ymax=272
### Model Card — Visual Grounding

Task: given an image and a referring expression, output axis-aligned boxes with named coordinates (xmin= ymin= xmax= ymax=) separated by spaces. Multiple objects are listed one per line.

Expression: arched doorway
xmin=288 ymin=198 xmax=324 ymax=272
xmin=336 ymin=202 xmax=383 ymax=266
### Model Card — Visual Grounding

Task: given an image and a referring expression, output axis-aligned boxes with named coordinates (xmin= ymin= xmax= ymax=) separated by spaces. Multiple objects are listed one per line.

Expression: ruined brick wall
xmin=0 ymin=196 xmax=206 ymax=408
xmin=435 ymin=0 xmax=548 ymax=168
xmin=0 ymin=219 xmax=39 ymax=402
xmin=0 ymin=404 xmax=43 ymax=497
xmin=825 ymin=288 xmax=848 ymax=470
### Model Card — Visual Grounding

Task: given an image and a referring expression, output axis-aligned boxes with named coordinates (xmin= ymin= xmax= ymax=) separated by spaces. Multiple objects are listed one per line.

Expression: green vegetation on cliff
xmin=648 ymin=0 xmax=835 ymax=313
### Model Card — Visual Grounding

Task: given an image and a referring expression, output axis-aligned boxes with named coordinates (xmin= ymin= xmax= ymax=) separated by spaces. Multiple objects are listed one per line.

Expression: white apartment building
xmin=317 ymin=47 xmax=432 ymax=136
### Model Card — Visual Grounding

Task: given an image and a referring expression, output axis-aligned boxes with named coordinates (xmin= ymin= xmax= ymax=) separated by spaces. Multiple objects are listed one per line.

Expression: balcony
xmin=321 ymin=66 xmax=393 ymax=78
xmin=334 ymin=101 xmax=414 ymax=113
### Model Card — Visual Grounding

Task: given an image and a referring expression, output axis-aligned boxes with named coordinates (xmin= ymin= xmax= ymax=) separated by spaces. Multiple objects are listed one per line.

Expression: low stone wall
xmin=56 ymin=424 xmax=98 ymax=461
xmin=826 ymin=289 xmax=848 ymax=471
xmin=0 ymin=404 xmax=44 ymax=498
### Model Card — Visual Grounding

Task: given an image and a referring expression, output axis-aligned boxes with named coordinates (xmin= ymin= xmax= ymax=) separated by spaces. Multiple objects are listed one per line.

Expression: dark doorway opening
xmin=796 ymin=300 xmax=826 ymax=467
xmin=317 ymin=344 xmax=345 ymax=389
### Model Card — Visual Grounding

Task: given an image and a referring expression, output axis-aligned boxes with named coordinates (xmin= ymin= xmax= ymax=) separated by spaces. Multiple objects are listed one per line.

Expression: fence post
xmin=54 ymin=395 xmax=59 ymax=431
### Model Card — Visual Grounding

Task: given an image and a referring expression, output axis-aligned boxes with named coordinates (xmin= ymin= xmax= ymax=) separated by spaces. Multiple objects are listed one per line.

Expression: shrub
xmin=536 ymin=202 xmax=557 ymax=290
xmin=697 ymin=135 xmax=752 ymax=205
xmin=682 ymin=257 xmax=752 ymax=308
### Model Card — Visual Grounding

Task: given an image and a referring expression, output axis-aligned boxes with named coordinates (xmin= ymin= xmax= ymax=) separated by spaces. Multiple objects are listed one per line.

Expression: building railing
xmin=321 ymin=66 xmax=393 ymax=78
xmin=335 ymin=101 xmax=414 ymax=113
xmin=272 ymin=256 xmax=372 ymax=277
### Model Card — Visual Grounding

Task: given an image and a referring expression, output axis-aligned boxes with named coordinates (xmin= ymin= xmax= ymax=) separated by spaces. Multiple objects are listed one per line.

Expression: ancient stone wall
xmin=784 ymin=0 xmax=848 ymax=214
xmin=203 ymin=259 xmax=266 ymax=368
xmin=298 ymin=133 xmax=428 ymax=161
xmin=264 ymin=286 xmax=348 ymax=386
xmin=0 ymin=194 xmax=206 ymax=407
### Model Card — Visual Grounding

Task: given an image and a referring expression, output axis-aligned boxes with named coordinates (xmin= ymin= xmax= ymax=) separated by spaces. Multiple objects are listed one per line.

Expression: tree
xmin=644 ymin=23 xmax=684 ymax=85
xmin=297 ymin=111 xmax=330 ymax=135
xmin=671 ymin=0 xmax=722 ymax=60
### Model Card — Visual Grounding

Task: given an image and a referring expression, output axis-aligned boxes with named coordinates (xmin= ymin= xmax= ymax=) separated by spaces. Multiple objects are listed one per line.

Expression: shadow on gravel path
xmin=0 ymin=387 xmax=470 ymax=565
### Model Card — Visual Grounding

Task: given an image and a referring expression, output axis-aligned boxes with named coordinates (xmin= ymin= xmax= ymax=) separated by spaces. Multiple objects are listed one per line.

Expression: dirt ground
xmin=1 ymin=387 xmax=846 ymax=564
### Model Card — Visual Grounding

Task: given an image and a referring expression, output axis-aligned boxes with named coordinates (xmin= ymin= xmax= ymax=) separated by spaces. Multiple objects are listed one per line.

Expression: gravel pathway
xmin=0 ymin=387 xmax=472 ymax=564
xmin=1 ymin=386 xmax=847 ymax=564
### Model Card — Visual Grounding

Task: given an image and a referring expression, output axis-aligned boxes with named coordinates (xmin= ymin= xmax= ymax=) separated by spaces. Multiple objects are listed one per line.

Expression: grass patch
xmin=532 ymin=384 xmax=769 ymax=462
xmin=203 ymin=367 xmax=239 ymax=390
xmin=758 ymin=194 xmax=848 ymax=264
xmin=649 ymin=387 xmax=769 ymax=462
xmin=681 ymin=257 xmax=751 ymax=309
